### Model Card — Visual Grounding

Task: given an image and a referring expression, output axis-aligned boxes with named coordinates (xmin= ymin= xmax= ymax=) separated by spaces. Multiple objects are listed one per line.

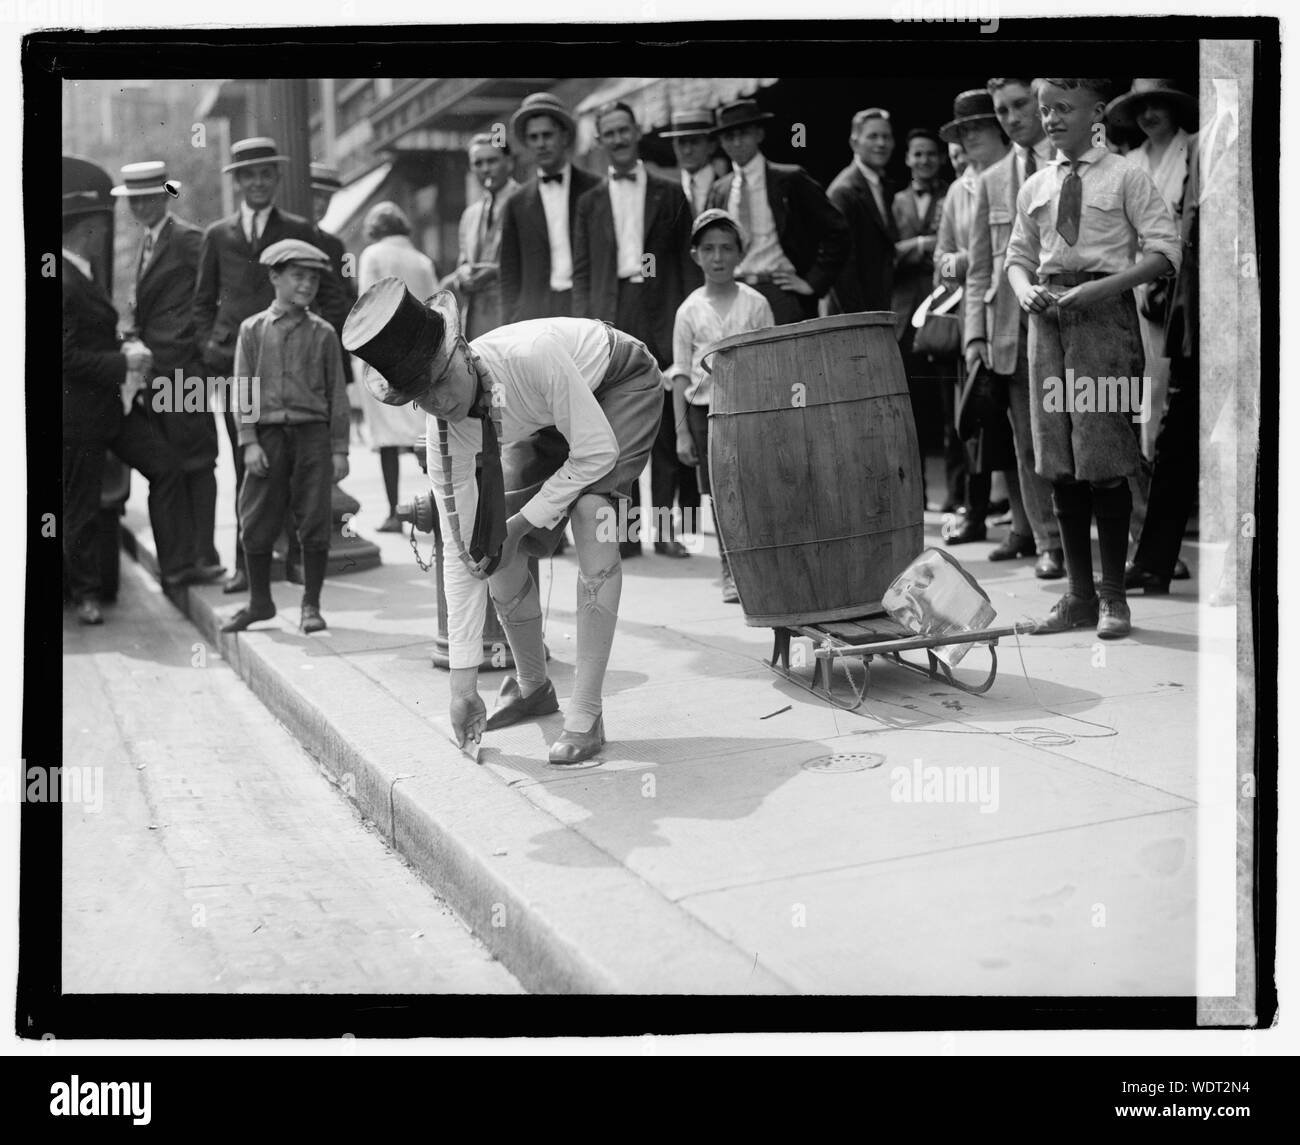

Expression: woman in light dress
xmin=356 ymin=201 xmax=438 ymax=530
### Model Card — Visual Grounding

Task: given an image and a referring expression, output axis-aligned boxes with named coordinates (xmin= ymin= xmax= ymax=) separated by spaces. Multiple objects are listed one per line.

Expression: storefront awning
xmin=319 ymin=161 xmax=393 ymax=235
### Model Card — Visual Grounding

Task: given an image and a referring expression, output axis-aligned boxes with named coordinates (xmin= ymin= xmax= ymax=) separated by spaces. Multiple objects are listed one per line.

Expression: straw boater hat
xmin=111 ymin=160 xmax=180 ymax=198
xmin=1105 ymin=78 xmax=1198 ymax=133
xmin=343 ymin=279 xmax=462 ymax=406
xmin=660 ymin=108 xmax=716 ymax=139
xmin=222 ymin=136 xmax=291 ymax=174
xmin=509 ymin=92 xmax=577 ymax=143
xmin=710 ymin=99 xmax=774 ymax=134
xmin=259 ymin=238 xmax=332 ymax=272
xmin=939 ymin=90 xmax=1001 ymax=144
xmin=310 ymin=162 xmax=343 ymax=193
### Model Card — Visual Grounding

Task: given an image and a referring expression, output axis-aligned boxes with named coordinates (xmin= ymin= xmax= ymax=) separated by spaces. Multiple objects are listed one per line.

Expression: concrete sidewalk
xmin=113 ymin=435 xmax=1226 ymax=994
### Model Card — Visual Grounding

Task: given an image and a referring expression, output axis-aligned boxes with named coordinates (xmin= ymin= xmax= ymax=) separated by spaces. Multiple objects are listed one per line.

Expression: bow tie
xmin=539 ymin=172 xmax=564 ymax=184
xmin=609 ymin=169 xmax=636 ymax=181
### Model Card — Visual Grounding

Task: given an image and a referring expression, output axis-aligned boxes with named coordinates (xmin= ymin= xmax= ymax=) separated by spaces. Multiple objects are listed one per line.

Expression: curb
xmin=118 ymin=521 xmax=793 ymax=994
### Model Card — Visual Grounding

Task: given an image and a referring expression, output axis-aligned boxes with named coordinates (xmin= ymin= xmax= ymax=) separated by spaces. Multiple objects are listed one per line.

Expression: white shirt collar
xmin=1052 ymin=144 xmax=1109 ymax=169
xmin=240 ymin=200 xmax=270 ymax=223
xmin=607 ymin=159 xmax=645 ymax=183
xmin=144 ymin=213 xmax=169 ymax=243
xmin=62 ymin=247 xmax=92 ymax=280
xmin=734 ymin=153 xmax=765 ymax=181
xmin=538 ymin=163 xmax=571 ymax=189
xmin=853 ymin=156 xmax=883 ymax=187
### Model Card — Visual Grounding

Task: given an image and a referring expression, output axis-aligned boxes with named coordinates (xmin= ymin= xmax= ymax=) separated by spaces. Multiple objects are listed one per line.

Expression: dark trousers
xmin=747 ymin=279 xmax=816 ymax=326
xmin=940 ymin=365 xmax=967 ymax=507
xmin=1133 ymin=354 xmax=1198 ymax=580
xmin=238 ymin=423 xmax=334 ymax=554
xmin=185 ymin=466 xmax=220 ymax=567
xmin=64 ymin=412 xmax=192 ymax=600
xmin=223 ymin=409 xmax=246 ymax=575
xmin=614 ymin=279 xmax=698 ymax=543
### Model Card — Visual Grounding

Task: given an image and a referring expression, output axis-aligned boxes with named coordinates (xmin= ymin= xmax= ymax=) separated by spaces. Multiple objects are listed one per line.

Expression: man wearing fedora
xmin=442 ymin=133 xmax=521 ymax=341
xmin=663 ymin=108 xmax=722 ymax=217
xmin=62 ymin=169 xmax=193 ymax=624
xmin=574 ymin=100 xmax=699 ymax=559
xmin=964 ymin=78 xmax=1064 ymax=577
xmin=707 ymin=98 xmax=850 ymax=325
xmin=498 ymin=93 xmax=601 ymax=325
xmin=193 ymin=136 xmax=352 ymax=594
xmin=344 ymin=281 xmax=664 ymax=766
xmin=114 ymin=160 xmax=224 ymax=584
xmin=825 ymin=107 xmax=899 ymax=315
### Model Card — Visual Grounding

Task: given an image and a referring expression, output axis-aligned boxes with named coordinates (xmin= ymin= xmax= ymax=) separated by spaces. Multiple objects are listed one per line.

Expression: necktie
xmin=1025 ymin=148 xmax=1037 ymax=177
xmin=735 ymin=169 xmax=753 ymax=244
xmin=138 ymin=231 xmax=154 ymax=280
xmin=1056 ymin=162 xmax=1082 ymax=246
xmin=477 ymin=191 xmax=496 ymax=258
xmin=539 ymin=172 xmax=563 ymax=184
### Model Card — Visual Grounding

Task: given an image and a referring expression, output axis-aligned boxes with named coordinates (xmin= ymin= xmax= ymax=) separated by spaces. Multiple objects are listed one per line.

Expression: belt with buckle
xmin=1040 ymin=271 xmax=1110 ymax=286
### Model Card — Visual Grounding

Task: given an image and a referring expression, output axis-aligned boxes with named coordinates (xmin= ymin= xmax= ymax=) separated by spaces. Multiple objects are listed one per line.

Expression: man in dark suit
xmin=193 ymin=137 xmax=352 ymax=592
xmin=574 ymin=100 xmax=699 ymax=557
xmin=826 ymin=107 xmax=899 ymax=314
xmin=114 ymin=161 xmax=223 ymax=582
xmin=309 ymin=162 xmax=358 ymax=339
xmin=707 ymin=99 xmax=850 ymax=325
xmin=62 ymin=175 xmax=192 ymax=624
xmin=498 ymin=93 xmax=601 ymax=323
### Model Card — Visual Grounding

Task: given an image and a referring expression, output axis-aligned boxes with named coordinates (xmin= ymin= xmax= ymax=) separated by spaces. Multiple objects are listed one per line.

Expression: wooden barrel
xmin=706 ymin=313 xmax=923 ymax=628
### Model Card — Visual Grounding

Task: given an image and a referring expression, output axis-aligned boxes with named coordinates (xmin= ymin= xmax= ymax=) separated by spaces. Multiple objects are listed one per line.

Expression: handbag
xmin=911 ymin=283 xmax=964 ymax=360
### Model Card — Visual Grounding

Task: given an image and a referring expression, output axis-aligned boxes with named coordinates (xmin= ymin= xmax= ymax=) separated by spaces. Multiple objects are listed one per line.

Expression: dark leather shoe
xmin=988 ymin=531 xmax=1036 ymax=561
xmin=548 ymin=715 xmax=605 ymax=766
xmin=1030 ymin=592 xmax=1099 ymax=635
xmin=223 ymin=570 xmax=249 ymax=594
xmin=1034 ymin=549 xmax=1065 ymax=579
xmin=1124 ymin=561 xmax=1169 ymax=594
xmin=163 ymin=566 xmax=203 ymax=589
xmin=221 ymin=603 xmax=277 ymax=633
xmin=300 ymin=603 xmax=327 ymax=634
xmin=484 ymin=677 xmax=560 ymax=731
xmin=192 ymin=562 xmax=227 ymax=583
xmin=376 ymin=514 xmax=403 ymax=534
xmin=1097 ymin=596 xmax=1132 ymax=639
xmin=944 ymin=516 xmax=987 ymax=545
xmin=654 ymin=540 xmax=690 ymax=558
xmin=76 ymin=599 xmax=103 ymax=625
xmin=1172 ymin=558 xmax=1190 ymax=580
xmin=619 ymin=541 xmax=643 ymax=559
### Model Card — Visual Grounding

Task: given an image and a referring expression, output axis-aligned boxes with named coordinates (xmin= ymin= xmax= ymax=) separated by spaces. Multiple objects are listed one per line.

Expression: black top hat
xmin=661 ymin=108 xmax=716 ymax=138
xmin=344 ymin=279 xmax=461 ymax=406
xmin=939 ymin=90 xmax=1000 ymax=143
xmin=1105 ymin=79 xmax=1198 ymax=133
xmin=711 ymin=100 xmax=774 ymax=134
xmin=509 ymin=92 xmax=577 ymax=143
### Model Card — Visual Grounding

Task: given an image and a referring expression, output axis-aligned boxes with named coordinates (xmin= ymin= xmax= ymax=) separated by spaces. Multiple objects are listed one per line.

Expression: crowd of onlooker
xmin=64 ymin=74 xmax=1228 ymax=635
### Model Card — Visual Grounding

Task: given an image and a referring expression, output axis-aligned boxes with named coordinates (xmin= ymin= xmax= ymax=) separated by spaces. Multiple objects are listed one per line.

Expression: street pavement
xmin=61 ymin=556 xmax=522 ymax=995
xmin=103 ymin=424 xmax=1236 ymax=995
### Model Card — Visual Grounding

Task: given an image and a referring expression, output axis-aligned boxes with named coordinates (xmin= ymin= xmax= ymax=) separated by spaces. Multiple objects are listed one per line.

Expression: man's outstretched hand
xmin=450 ymin=692 xmax=487 ymax=750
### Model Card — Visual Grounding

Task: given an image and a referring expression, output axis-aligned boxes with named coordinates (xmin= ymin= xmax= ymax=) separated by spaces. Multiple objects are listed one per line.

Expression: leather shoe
xmin=221 ymin=603 xmax=276 ymax=633
xmin=1124 ymin=561 xmax=1169 ymax=594
xmin=1097 ymin=596 xmax=1132 ymax=639
xmin=299 ymin=603 xmax=327 ymax=634
xmin=162 ymin=566 xmax=203 ymax=589
xmin=1034 ymin=549 xmax=1065 ymax=579
xmin=988 ymin=531 xmax=1036 ymax=561
xmin=192 ymin=562 xmax=227 ymax=583
xmin=1029 ymin=592 xmax=1099 ymax=635
xmin=223 ymin=570 xmax=249 ymax=594
xmin=548 ymin=715 xmax=605 ymax=766
xmin=654 ymin=540 xmax=690 ymax=558
xmin=619 ymin=541 xmax=643 ymax=559
xmin=1172 ymin=558 xmax=1190 ymax=580
xmin=944 ymin=516 xmax=986 ymax=544
xmin=76 ymin=598 xmax=104 ymax=625
xmin=484 ymin=676 xmax=560 ymax=731
xmin=376 ymin=514 xmax=403 ymax=534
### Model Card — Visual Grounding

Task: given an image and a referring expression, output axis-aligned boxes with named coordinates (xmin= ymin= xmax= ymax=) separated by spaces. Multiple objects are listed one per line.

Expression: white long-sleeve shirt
xmin=427 ymin=317 xmax=619 ymax=668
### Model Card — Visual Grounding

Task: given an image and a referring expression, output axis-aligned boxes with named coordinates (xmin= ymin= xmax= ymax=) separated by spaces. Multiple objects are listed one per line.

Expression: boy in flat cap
xmin=344 ymin=280 xmax=663 ymax=766
xmin=222 ymin=239 xmax=350 ymax=635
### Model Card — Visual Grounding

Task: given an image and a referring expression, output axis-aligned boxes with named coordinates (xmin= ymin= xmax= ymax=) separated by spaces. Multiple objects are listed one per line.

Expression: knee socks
xmin=491 ymin=573 xmax=548 ymax=696
xmin=1091 ymin=479 xmax=1133 ymax=599
xmin=301 ymin=548 xmax=328 ymax=609
xmin=567 ymin=561 xmax=623 ymax=732
xmin=1051 ymin=480 xmax=1095 ymax=599
xmin=246 ymin=552 xmax=274 ymax=611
